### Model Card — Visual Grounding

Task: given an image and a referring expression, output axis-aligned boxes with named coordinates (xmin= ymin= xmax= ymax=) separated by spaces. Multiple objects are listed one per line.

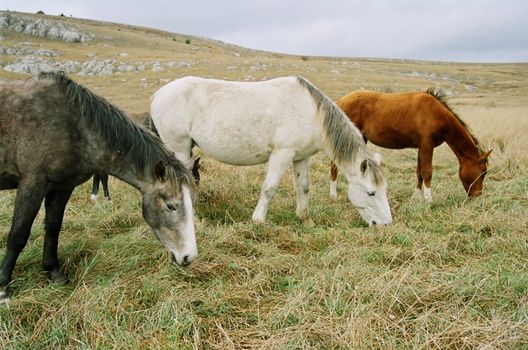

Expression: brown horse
xmin=330 ymin=88 xmax=491 ymax=202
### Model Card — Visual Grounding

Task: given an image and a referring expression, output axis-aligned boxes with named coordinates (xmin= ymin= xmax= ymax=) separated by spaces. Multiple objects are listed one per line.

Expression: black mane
xmin=39 ymin=71 xmax=191 ymax=185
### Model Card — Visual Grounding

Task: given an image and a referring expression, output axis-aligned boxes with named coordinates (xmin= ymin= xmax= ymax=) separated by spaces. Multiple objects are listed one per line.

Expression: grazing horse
xmin=0 ymin=72 xmax=196 ymax=301
xmin=151 ymin=76 xmax=392 ymax=225
xmin=330 ymin=88 xmax=491 ymax=202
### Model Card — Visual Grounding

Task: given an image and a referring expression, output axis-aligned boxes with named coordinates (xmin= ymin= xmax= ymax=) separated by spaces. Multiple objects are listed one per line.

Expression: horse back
xmin=0 ymin=78 xmax=92 ymax=189
xmin=337 ymin=91 xmax=451 ymax=149
xmin=151 ymin=76 xmax=322 ymax=165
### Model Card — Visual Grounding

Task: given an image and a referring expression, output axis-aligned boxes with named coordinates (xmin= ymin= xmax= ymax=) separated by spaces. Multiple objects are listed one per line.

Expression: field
xmin=1 ymin=12 xmax=527 ymax=349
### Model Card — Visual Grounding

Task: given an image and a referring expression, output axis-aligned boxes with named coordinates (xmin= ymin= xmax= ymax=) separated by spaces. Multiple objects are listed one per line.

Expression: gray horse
xmin=0 ymin=72 xmax=197 ymax=301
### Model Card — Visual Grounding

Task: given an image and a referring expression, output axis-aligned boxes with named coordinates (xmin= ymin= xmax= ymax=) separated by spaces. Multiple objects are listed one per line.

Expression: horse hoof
xmin=90 ymin=194 xmax=98 ymax=202
xmin=0 ymin=287 xmax=10 ymax=303
xmin=423 ymin=188 xmax=433 ymax=203
xmin=302 ymin=218 xmax=316 ymax=227
xmin=48 ymin=270 xmax=70 ymax=285
xmin=330 ymin=182 xmax=338 ymax=199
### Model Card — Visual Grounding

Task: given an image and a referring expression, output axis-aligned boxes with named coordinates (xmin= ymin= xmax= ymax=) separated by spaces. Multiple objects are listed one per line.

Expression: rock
xmin=3 ymin=55 xmax=76 ymax=74
xmin=116 ymin=64 xmax=136 ymax=73
xmin=465 ymin=84 xmax=477 ymax=92
xmin=178 ymin=61 xmax=195 ymax=68
xmin=77 ymin=59 xmax=116 ymax=76
xmin=0 ymin=12 xmax=94 ymax=42
xmin=151 ymin=62 xmax=164 ymax=72
xmin=0 ymin=45 xmax=62 ymax=57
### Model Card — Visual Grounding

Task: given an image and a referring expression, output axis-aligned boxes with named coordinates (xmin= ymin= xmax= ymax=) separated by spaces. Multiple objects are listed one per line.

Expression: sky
xmin=1 ymin=0 xmax=527 ymax=63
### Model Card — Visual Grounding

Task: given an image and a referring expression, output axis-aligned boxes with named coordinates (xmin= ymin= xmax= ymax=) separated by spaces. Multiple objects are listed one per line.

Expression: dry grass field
xmin=1 ymin=12 xmax=527 ymax=349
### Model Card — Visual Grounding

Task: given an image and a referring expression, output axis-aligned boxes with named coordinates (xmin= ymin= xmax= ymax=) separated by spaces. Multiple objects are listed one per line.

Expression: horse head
xmin=141 ymin=161 xmax=197 ymax=266
xmin=344 ymin=153 xmax=392 ymax=226
xmin=460 ymin=150 xmax=492 ymax=197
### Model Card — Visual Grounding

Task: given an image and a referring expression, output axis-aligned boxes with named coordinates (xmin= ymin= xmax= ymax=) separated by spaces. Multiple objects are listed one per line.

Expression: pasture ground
xmin=1 ymin=12 xmax=527 ymax=349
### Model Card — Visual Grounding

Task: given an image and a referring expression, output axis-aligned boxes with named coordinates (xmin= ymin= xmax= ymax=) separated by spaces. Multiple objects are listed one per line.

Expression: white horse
xmin=151 ymin=76 xmax=392 ymax=226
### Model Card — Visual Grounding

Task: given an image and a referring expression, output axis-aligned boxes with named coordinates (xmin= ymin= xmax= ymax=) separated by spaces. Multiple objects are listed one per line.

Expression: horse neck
xmin=102 ymin=153 xmax=150 ymax=191
xmin=84 ymin=128 xmax=153 ymax=191
xmin=444 ymin=115 xmax=481 ymax=164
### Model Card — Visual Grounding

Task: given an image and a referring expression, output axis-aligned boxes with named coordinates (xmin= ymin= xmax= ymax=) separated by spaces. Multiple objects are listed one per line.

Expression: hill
xmin=1 ymin=10 xmax=527 ymax=111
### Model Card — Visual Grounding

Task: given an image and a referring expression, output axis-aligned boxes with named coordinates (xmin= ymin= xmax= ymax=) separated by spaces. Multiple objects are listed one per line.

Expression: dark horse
xmin=0 ymin=72 xmax=197 ymax=301
xmin=330 ymin=88 xmax=491 ymax=202
xmin=90 ymin=113 xmax=201 ymax=201
xmin=90 ymin=172 xmax=111 ymax=201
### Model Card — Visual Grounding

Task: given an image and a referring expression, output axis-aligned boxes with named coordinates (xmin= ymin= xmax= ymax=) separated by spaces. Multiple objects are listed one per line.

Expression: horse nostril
xmin=371 ymin=220 xmax=377 ymax=226
xmin=181 ymin=255 xmax=191 ymax=266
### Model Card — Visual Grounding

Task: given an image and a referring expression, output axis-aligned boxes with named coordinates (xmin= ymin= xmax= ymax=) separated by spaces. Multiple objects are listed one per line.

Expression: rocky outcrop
xmin=0 ymin=12 xmax=94 ymax=43
xmin=3 ymin=56 xmax=79 ymax=74
xmin=3 ymin=54 xmax=198 ymax=76
xmin=0 ymin=45 xmax=62 ymax=57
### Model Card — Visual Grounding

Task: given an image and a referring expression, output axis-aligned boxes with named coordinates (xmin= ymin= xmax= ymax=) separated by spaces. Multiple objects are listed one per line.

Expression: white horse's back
xmin=151 ymin=76 xmax=322 ymax=166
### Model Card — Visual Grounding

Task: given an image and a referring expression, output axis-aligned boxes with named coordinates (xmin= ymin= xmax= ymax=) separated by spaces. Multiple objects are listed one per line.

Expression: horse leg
xmin=100 ymin=173 xmax=111 ymax=200
xmin=293 ymin=157 xmax=311 ymax=222
xmin=43 ymin=188 xmax=74 ymax=284
xmin=418 ymin=143 xmax=434 ymax=202
xmin=414 ymin=153 xmax=424 ymax=198
xmin=90 ymin=173 xmax=100 ymax=202
xmin=0 ymin=181 xmax=48 ymax=300
xmin=192 ymin=157 xmax=201 ymax=185
xmin=330 ymin=161 xmax=339 ymax=200
xmin=252 ymin=149 xmax=295 ymax=222
xmin=167 ymin=137 xmax=195 ymax=172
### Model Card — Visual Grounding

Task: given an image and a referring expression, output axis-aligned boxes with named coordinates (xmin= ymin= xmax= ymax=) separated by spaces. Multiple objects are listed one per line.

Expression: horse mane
xmin=38 ymin=71 xmax=191 ymax=186
xmin=426 ymin=87 xmax=482 ymax=151
xmin=296 ymin=77 xmax=384 ymax=185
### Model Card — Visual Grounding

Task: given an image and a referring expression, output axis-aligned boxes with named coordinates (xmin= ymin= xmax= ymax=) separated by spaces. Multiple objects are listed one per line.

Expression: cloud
xmin=2 ymin=0 xmax=527 ymax=62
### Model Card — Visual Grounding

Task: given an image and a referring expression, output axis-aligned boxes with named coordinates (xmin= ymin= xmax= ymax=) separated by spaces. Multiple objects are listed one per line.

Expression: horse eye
xmin=166 ymin=203 xmax=177 ymax=211
xmin=367 ymin=191 xmax=376 ymax=197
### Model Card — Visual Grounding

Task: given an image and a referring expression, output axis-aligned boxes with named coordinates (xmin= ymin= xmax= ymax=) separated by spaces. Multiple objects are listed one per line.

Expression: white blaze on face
xmin=172 ymin=184 xmax=197 ymax=265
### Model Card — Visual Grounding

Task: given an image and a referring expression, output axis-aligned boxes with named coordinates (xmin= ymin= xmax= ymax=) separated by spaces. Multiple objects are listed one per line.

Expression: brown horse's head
xmin=459 ymin=150 xmax=491 ymax=197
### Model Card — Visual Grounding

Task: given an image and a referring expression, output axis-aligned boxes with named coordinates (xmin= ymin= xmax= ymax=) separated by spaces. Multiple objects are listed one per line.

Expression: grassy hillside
xmin=1 ymin=11 xmax=527 ymax=349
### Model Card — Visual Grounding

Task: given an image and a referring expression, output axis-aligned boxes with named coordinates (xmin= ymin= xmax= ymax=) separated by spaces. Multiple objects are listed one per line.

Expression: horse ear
xmin=154 ymin=161 xmax=167 ymax=182
xmin=481 ymin=149 xmax=492 ymax=162
xmin=360 ymin=159 xmax=368 ymax=174
xmin=373 ymin=152 xmax=382 ymax=165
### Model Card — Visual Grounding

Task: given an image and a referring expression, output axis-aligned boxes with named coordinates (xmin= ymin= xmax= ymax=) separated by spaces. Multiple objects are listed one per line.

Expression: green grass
xmin=1 ymin=149 xmax=527 ymax=349
xmin=1 ymin=11 xmax=528 ymax=350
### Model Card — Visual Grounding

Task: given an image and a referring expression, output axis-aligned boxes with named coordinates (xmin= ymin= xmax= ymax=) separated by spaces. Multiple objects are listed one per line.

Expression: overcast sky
xmin=2 ymin=0 xmax=527 ymax=62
